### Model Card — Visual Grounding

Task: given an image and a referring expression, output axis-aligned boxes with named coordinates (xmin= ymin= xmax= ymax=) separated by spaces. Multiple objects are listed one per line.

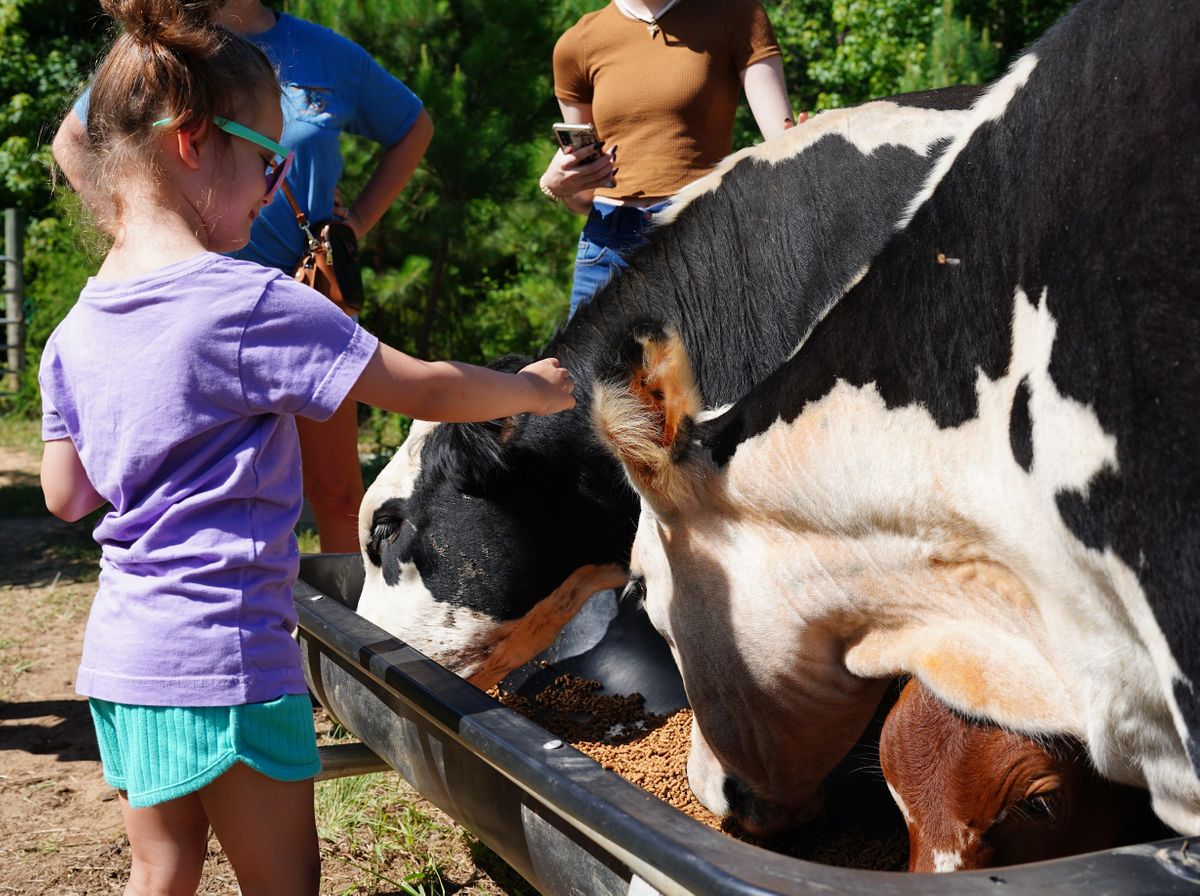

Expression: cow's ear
xmin=845 ymin=621 xmax=1080 ymax=736
xmin=592 ymin=325 xmax=705 ymax=508
xmin=424 ymin=415 xmax=524 ymax=491
xmin=421 ymin=353 xmax=533 ymax=491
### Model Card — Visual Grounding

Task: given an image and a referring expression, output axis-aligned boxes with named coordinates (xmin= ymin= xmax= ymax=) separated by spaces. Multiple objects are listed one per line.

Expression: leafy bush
xmin=897 ymin=1 xmax=1000 ymax=92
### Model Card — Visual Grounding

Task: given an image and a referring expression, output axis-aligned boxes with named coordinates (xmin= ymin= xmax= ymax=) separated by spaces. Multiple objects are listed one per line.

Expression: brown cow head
xmin=880 ymin=678 xmax=1153 ymax=871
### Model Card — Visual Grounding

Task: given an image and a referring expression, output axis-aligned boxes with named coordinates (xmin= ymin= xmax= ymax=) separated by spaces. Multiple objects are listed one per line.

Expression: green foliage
xmin=5 ymin=0 xmax=1079 ymax=424
xmin=11 ymin=195 xmax=98 ymax=412
xmin=1 ymin=0 xmax=105 ymax=412
xmin=896 ymin=0 xmax=1000 ymax=93
xmin=950 ymin=0 xmax=1075 ymax=59
xmin=812 ymin=0 xmax=930 ymax=107
xmin=760 ymin=0 xmax=1072 ymax=111
xmin=0 ymin=0 xmax=105 ymax=212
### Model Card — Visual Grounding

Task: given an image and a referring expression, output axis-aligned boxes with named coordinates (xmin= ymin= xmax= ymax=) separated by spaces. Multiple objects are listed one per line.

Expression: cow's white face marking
xmin=887 ymin=782 xmax=914 ymax=826
xmin=932 ymin=850 xmax=964 ymax=873
xmin=632 ymin=286 xmax=1200 ymax=835
xmin=357 ymin=418 xmax=434 ymax=631
xmin=654 ymin=100 xmax=975 ymax=227
xmin=358 ymin=419 xmax=437 ymax=537
xmin=357 ymin=423 xmax=497 ymax=672
xmin=684 ymin=715 xmax=732 ymax=817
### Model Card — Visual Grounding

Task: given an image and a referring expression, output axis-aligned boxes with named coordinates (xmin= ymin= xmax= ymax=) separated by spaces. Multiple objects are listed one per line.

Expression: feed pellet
xmin=492 ymin=674 xmax=907 ymax=870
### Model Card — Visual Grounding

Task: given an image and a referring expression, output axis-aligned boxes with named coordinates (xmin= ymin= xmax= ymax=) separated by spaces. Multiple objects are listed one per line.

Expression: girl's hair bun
xmin=100 ymin=0 xmax=225 ymax=54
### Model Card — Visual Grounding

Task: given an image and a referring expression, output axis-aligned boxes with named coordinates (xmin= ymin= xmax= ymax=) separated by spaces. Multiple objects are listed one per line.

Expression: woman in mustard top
xmin=538 ymin=0 xmax=794 ymax=316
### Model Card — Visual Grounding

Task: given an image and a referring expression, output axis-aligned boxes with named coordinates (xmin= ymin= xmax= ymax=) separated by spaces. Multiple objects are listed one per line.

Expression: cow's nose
xmin=723 ymin=776 xmax=824 ymax=836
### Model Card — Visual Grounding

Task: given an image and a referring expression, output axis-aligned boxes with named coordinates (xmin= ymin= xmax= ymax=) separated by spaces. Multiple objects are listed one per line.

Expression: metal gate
xmin=1 ymin=209 xmax=25 ymax=396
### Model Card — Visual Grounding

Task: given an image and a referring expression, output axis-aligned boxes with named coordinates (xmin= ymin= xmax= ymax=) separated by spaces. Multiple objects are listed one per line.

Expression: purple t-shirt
xmin=39 ymin=253 xmax=378 ymax=706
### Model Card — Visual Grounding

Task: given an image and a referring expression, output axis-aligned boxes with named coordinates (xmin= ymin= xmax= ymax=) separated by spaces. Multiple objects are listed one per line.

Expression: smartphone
xmin=553 ymin=122 xmax=599 ymax=154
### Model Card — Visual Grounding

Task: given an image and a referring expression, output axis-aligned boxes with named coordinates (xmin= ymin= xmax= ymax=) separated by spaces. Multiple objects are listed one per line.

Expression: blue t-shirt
xmin=74 ymin=13 xmax=423 ymax=272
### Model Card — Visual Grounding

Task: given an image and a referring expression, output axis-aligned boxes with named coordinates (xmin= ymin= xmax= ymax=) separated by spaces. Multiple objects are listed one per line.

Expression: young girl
xmin=54 ymin=0 xmax=438 ymax=555
xmin=39 ymin=2 xmax=573 ymax=894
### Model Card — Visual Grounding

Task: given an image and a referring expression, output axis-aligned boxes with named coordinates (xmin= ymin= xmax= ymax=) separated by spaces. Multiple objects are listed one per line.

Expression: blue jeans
xmin=568 ymin=201 xmax=668 ymax=317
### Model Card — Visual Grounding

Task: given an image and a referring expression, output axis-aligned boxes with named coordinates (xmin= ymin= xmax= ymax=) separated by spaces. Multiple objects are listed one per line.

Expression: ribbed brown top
xmin=553 ymin=0 xmax=781 ymax=201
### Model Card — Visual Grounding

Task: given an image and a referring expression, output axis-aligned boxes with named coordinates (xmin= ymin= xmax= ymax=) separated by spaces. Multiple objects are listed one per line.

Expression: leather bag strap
xmin=280 ymin=181 xmax=319 ymax=247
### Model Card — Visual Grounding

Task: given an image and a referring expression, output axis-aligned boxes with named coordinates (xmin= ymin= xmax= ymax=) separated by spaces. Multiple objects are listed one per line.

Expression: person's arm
xmin=340 ymin=107 xmax=434 ymax=240
xmin=741 ymin=55 xmax=795 ymax=141
xmin=51 ymin=110 xmax=88 ymax=193
xmin=51 ymin=110 xmax=108 ymax=214
xmin=41 ymin=438 xmax=107 ymax=522
xmin=348 ymin=345 xmax=575 ymax=422
xmin=538 ymin=101 xmax=615 ymax=216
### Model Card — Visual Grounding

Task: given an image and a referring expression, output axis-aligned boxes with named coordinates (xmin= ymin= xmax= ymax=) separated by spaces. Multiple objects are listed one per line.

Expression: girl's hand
xmin=541 ymin=145 xmax=617 ymax=199
xmin=518 ymin=357 xmax=576 ymax=415
xmin=350 ymin=346 xmax=575 ymax=422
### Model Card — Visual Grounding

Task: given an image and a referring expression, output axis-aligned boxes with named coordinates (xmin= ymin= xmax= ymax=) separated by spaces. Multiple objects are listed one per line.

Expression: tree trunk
xmin=417 ymin=234 xmax=450 ymax=359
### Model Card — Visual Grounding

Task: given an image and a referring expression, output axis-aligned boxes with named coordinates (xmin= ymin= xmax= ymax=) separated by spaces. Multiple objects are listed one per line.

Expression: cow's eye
xmin=621 ymin=575 xmax=646 ymax=603
xmin=1016 ymin=789 xmax=1063 ymax=822
xmin=366 ymin=515 xmax=417 ymax=566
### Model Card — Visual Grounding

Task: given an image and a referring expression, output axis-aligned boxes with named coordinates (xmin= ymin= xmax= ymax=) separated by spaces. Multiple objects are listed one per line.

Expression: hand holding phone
xmin=542 ymin=122 xmax=616 ymax=197
xmin=553 ymin=122 xmax=599 ymax=158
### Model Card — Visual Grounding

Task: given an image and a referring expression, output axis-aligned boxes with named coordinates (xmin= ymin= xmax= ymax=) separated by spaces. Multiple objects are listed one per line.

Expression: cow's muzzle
xmin=722 ymin=775 xmax=825 ymax=836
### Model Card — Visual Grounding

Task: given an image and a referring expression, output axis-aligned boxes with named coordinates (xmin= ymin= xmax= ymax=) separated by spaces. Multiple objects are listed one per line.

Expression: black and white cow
xmin=357 ymin=87 xmax=983 ymax=688
xmin=594 ymin=0 xmax=1200 ymax=836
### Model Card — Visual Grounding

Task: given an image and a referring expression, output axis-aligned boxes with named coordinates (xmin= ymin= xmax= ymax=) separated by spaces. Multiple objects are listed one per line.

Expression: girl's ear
xmin=173 ymin=120 xmax=208 ymax=172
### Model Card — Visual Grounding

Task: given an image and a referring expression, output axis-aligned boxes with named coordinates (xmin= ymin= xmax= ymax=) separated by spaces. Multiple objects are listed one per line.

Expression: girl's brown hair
xmin=82 ymin=0 xmax=280 ymax=229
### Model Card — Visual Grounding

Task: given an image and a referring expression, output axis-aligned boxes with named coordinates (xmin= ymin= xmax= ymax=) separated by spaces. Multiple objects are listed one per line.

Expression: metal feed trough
xmin=295 ymin=553 xmax=1200 ymax=895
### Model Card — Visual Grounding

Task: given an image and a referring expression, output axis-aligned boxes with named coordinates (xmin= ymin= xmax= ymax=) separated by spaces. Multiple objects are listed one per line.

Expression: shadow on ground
xmin=0 ymin=474 xmax=103 ymax=587
xmin=0 ymin=698 xmax=99 ymax=763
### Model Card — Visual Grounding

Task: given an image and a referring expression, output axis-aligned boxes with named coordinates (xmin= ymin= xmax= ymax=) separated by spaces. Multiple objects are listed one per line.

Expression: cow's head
xmin=592 ymin=326 xmax=887 ymax=831
xmin=881 ymin=678 xmax=1153 ymax=872
xmin=593 ymin=327 xmax=1080 ymax=835
xmin=357 ymin=356 xmax=631 ymax=690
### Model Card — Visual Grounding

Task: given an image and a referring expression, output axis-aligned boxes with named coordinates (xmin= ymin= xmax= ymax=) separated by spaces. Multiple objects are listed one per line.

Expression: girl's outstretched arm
xmin=348 ymin=344 xmax=575 ymax=422
xmin=42 ymin=438 xmax=107 ymax=522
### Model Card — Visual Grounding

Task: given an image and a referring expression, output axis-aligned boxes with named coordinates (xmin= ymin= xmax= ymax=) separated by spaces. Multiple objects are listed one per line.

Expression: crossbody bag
xmin=280 ymin=181 xmax=365 ymax=314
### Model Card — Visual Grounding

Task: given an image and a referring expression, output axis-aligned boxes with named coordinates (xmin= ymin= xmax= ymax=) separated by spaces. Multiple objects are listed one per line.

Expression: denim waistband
xmin=583 ymin=201 xmax=669 ymax=237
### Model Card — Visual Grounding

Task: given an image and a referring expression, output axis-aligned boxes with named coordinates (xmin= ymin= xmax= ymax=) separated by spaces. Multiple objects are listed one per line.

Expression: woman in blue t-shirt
xmin=54 ymin=0 xmax=434 ymax=554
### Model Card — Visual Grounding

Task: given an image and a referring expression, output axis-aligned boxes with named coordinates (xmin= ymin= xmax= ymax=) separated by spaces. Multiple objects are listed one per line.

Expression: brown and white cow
xmin=880 ymin=678 xmax=1157 ymax=872
xmin=594 ymin=0 xmax=1200 ymax=837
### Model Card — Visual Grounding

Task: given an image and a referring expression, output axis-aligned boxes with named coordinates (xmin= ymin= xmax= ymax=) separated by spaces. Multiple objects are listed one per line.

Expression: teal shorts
xmin=88 ymin=694 xmax=322 ymax=808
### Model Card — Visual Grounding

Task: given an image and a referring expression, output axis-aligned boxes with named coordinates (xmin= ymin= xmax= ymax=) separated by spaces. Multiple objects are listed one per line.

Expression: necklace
xmin=614 ymin=0 xmax=685 ymax=38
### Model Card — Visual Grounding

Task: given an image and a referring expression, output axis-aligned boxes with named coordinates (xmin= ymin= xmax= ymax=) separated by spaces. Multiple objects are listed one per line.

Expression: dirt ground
xmin=0 ymin=442 xmax=527 ymax=895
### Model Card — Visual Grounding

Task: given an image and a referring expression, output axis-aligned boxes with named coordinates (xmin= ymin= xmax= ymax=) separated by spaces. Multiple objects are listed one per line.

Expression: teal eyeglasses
xmin=154 ymin=115 xmax=293 ymax=201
